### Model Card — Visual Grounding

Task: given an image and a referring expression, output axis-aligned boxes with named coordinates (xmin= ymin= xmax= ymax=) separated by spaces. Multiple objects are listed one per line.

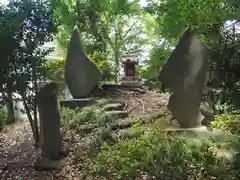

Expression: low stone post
xmin=36 ymin=83 xmax=61 ymax=170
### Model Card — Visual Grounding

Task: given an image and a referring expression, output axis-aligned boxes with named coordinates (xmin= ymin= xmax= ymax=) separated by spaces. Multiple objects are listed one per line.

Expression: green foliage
xmin=45 ymin=59 xmax=66 ymax=84
xmin=0 ymin=0 xmax=57 ymax=144
xmin=145 ymin=0 xmax=237 ymax=39
xmin=207 ymin=88 xmax=239 ymax=114
xmin=60 ymin=105 xmax=115 ymax=129
xmin=211 ymin=113 xmax=240 ymax=135
xmin=53 ymin=0 xmax=152 ymax=82
xmin=54 ymin=0 xmax=142 ymax=51
xmin=0 ymin=108 xmax=7 ymax=130
xmin=59 ymin=107 xmax=77 ymax=127
xmin=137 ymin=44 xmax=172 ymax=89
xmin=44 ymin=59 xmax=67 ymax=97
xmin=88 ymin=51 xmax=114 ymax=82
xmin=44 ymin=51 xmax=115 ymax=88
xmin=0 ymin=0 xmax=56 ymax=96
xmin=72 ymin=106 xmax=109 ymax=127
xmin=94 ymin=129 xmax=224 ymax=179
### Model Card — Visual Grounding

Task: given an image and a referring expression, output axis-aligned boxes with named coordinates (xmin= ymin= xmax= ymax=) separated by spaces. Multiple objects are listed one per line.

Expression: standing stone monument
xmin=36 ymin=83 xmax=61 ymax=170
xmin=159 ymin=28 xmax=209 ymax=128
xmin=65 ymin=25 xmax=102 ymax=98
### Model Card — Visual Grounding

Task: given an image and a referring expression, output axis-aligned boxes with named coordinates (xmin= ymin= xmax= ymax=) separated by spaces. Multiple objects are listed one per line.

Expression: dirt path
xmin=0 ymin=121 xmax=56 ymax=180
xmin=0 ymin=119 xmax=92 ymax=180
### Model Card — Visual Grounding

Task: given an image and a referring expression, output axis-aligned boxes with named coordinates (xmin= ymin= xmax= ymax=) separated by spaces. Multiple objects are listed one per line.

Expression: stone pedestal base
xmin=121 ymin=76 xmax=140 ymax=87
xmin=35 ymin=158 xmax=64 ymax=171
xmin=60 ymin=98 xmax=96 ymax=109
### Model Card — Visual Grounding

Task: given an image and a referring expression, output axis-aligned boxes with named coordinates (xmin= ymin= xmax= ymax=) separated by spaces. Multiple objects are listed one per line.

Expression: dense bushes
xmin=94 ymin=128 xmax=225 ymax=180
xmin=60 ymin=106 xmax=115 ymax=131
xmin=59 ymin=106 xmax=240 ymax=179
xmin=0 ymin=108 xmax=7 ymax=130
xmin=60 ymin=107 xmax=77 ymax=127
xmin=211 ymin=113 xmax=240 ymax=135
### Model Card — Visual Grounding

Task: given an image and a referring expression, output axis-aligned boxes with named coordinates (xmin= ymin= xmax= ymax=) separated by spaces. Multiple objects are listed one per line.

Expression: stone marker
xmin=36 ymin=83 xmax=61 ymax=161
xmin=159 ymin=28 xmax=209 ymax=128
xmin=65 ymin=25 xmax=102 ymax=98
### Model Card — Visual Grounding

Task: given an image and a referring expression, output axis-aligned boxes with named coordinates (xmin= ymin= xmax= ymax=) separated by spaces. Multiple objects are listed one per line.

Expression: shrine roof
xmin=122 ymin=58 xmax=138 ymax=64
xmin=122 ymin=53 xmax=138 ymax=64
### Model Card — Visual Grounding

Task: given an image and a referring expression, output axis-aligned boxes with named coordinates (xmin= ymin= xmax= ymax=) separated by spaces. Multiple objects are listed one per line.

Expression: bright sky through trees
xmin=140 ymin=0 xmax=147 ymax=7
xmin=0 ymin=0 xmax=8 ymax=5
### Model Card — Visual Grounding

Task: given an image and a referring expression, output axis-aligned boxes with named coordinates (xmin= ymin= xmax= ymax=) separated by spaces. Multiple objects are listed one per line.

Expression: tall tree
xmin=0 ymin=3 xmax=21 ymax=123
xmin=0 ymin=0 xmax=57 ymax=144
xmin=145 ymin=0 xmax=237 ymax=39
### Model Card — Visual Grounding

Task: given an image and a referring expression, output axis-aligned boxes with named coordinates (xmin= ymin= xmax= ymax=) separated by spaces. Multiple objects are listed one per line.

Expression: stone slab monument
xmin=64 ymin=25 xmax=102 ymax=98
xmin=159 ymin=28 xmax=209 ymax=128
xmin=36 ymin=83 xmax=61 ymax=170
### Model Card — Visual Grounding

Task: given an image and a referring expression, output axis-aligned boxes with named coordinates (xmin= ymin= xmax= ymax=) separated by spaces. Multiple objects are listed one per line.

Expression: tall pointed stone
xmin=65 ymin=25 xmax=102 ymax=98
xmin=159 ymin=28 xmax=209 ymax=128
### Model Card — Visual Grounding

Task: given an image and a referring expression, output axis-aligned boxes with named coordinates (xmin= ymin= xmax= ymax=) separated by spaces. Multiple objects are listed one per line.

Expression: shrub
xmin=211 ymin=113 xmax=240 ymax=135
xmin=94 ymin=128 xmax=225 ymax=180
xmin=0 ymin=108 xmax=7 ymax=130
xmin=60 ymin=105 xmax=115 ymax=129
xmin=44 ymin=59 xmax=66 ymax=96
xmin=88 ymin=51 xmax=114 ymax=82
xmin=60 ymin=107 xmax=77 ymax=127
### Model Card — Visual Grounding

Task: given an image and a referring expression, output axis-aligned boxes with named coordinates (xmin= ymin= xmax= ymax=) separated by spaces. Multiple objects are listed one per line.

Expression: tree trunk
xmin=114 ymin=16 xmax=121 ymax=83
xmin=21 ymin=92 xmax=39 ymax=147
xmin=114 ymin=52 xmax=120 ymax=83
xmin=38 ymin=106 xmax=44 ymax=148
xmin=32 ymin=65 xmax=39 ymax=146
xmin=12 ymin=60 xmax=39 ymax=146
xmin=6 ymin=91 xmax=15 ymax=124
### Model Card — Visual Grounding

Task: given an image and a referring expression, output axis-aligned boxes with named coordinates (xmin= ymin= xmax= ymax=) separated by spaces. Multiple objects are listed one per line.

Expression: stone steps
xmin=74 ymin=93 xmax=170 ymax=139
xmin=60 ymin=98 xmax=96 ymax=109
xmin=103 ymin=103 xmax=123 ymax=111
xmin=78 ymin=110 xmax=167 ymax=135
xmin=109 ymin=119 xmax=137 ymax=130
xmin=105 ymin=110 xmax=128 ymax=119
xmin=77 ymin=118 xmax=133 ymax=135
xmin=97 ymin=98 xmax=125 ymax=106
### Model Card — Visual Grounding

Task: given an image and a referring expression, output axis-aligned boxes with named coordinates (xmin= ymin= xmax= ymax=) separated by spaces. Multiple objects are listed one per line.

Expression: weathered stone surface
xmin=36 ymin=83 xmax=61 ymax=160
xmin=103 ymin=103 xmax=123 ymax=111
xmin=35 ymin=158 xmax=64 ymax=171
xmin=60 ymin=98 xmax=96 ymax=109
xmin=65 ymin=25 xmax=102 ymax=98
xmin=106 ymin=110 xmax=128 ymax=118
xmin=78 ymin=123 xmax=100 ymax=134
xmin=159 ymin=28 xmax=209 ymax=128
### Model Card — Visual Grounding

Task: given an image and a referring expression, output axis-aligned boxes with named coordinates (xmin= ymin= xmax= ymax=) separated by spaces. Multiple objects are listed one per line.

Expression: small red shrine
xmin=121 ymin=53 xmax=140 ymax=86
